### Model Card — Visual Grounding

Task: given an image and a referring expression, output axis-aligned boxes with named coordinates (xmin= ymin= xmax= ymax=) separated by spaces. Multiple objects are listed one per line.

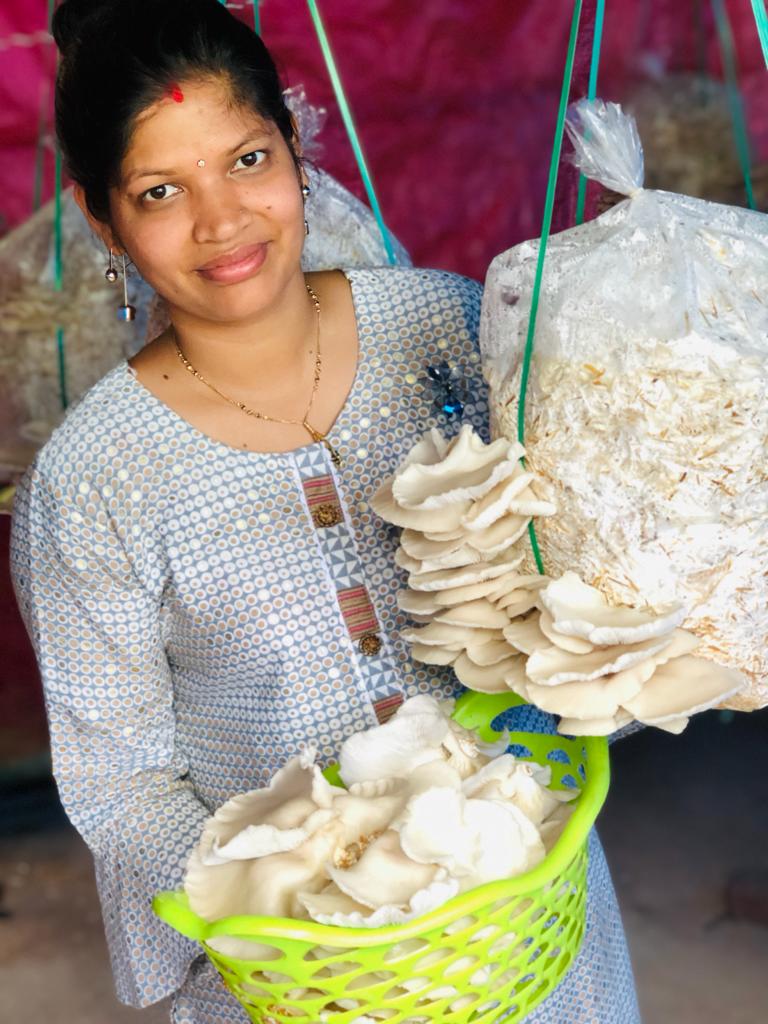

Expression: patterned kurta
xmin=10 ymin=268 xmax=640 ymax=1023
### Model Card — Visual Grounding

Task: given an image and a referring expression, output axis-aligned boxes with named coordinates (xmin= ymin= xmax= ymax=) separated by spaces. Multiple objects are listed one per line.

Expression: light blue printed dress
xmin=10 ymin=268 xmax=640 ymax=1023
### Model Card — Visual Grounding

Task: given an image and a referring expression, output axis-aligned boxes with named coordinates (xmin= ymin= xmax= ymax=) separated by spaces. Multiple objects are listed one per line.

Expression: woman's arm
xmin=10 ymin=464 xmax=209 ymax=1008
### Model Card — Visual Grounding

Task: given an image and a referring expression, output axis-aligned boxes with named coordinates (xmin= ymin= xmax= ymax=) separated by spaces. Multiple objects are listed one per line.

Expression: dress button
xmin=359 ymin=634 xmax=382 ymax=657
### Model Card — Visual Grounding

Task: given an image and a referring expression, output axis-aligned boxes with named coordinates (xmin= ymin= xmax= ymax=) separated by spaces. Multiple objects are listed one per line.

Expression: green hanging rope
xmin=48 ymin=0 xmax=68 ymax=409
xmin=712 ymin=0 xmax=757 ymax=210
xmin=750 ymin=0 xmax=768 ymax=67
xmin=575 ymin=0 xmax=606 ymax=225
xmin=305 ymin=0 xmax=397 ymax=265
xmin=518 ymin=0 xmax=585 ymax=574
xmin=54 ymin=146 xmax=68 ymax=410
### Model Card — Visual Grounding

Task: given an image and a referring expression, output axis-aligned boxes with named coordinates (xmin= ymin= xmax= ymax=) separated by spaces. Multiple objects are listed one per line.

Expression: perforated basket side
xmin=203 ymin=846 xmax=588 ymax=1024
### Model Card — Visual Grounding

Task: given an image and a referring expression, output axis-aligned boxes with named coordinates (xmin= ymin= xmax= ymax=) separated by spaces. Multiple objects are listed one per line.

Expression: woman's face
xmin=105 ymin=77 xmax=305 ymax=325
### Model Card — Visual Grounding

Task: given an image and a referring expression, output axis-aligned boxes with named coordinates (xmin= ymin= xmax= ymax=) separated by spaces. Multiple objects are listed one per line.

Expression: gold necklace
xmin=172 ymin=282 xmax=342 ymax=466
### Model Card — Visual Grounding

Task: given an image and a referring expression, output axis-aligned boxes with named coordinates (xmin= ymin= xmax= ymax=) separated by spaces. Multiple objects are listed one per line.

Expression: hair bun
xmin=52 ymin=0 xmax=120 ymax=59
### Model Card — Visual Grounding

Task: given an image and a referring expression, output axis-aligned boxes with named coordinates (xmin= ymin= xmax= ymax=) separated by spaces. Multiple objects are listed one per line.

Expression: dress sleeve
xmin=10 ymin=464 xmax=209 ymax=1008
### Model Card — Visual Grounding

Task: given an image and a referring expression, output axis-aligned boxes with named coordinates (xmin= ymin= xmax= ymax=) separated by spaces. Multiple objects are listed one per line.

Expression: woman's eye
xmin=233 ymin=150 xmax=267 ymax=171
xmin=142 ymin=183 xmax=181 ymax=203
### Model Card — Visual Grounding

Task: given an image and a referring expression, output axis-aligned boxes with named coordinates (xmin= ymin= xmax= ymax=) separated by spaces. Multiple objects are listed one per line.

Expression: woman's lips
xmin=196 ymin=242 xmax=268 ymax=284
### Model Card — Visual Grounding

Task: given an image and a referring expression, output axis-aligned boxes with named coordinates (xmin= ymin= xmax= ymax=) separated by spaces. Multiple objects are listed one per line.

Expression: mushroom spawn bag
xmin=480 ymin=100 xmax=768 ymax=712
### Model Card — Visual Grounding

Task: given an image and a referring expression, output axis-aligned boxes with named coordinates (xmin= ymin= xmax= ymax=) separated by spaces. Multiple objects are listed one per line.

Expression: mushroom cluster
xmin=185 ymin=696 xmax=575 ymax=938
xmin=372 ymin=428 xmax=745 ymax=735
xmin=371 ymin=425 xmax=555 ymax=691
xmin=502 ymin=573 xmax=745 ymax=734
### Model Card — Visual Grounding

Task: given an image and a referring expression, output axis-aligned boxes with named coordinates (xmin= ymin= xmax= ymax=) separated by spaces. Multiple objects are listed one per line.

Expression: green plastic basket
xmin=154 ymin=692 xmax=609 ymax=1023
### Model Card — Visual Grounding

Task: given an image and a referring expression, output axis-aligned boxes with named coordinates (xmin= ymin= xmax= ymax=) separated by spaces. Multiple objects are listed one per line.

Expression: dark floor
xmin=0 ymin=710 xmax=766 ymax=1023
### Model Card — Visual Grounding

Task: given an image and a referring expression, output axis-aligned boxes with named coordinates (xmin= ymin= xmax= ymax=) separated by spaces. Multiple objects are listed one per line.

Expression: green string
xmin=750 ymin=0 xmax=768 ymax=67
xmin=305 ymin=0 xmax=397 ymax=265
xmin=48 ymin=0 xmax=68 ymax=409
xmin=252 ymin=1 xmax=260 ymax=34
xmin=54 ymin=146 xmax=68 ymax=410
xmin=575 ymin=0 xmax=606 ymax=225
xmin=519 ymin=0 xmax=585 ymax=574
xmin=712 ymin=0 xmax=757 ymax=210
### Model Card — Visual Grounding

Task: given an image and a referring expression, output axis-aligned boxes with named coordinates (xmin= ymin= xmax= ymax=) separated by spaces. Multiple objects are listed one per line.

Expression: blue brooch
xmin=425 ymin=360 xmax=468 ymax=419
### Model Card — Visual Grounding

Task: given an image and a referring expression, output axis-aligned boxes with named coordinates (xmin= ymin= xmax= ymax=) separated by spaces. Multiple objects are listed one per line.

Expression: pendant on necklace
xmin=304 ymin=421 xmax=343 ymax=467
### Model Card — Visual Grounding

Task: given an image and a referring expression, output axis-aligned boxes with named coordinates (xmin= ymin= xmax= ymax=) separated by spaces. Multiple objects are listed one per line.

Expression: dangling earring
xmin=105 ymin=248 xmax=118 ymax=283
xmin=302 ymin=182 xmax=311 ymax=235
xmin=117 ymin=254 xmax=136 ymax=321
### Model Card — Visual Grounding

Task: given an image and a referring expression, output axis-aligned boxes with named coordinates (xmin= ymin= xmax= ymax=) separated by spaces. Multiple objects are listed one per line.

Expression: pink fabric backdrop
xmin=1 ymin=0 xmax=766 ymax=279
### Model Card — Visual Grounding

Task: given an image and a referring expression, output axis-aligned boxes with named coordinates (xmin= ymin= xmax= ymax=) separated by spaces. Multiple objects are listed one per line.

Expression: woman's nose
xmin=191 ymin=186 xmax=252 ymax=245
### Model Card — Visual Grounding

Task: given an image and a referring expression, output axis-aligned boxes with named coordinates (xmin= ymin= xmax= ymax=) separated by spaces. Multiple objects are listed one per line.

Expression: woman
xmin=10 ymin=1 xmax=639 ymax=1021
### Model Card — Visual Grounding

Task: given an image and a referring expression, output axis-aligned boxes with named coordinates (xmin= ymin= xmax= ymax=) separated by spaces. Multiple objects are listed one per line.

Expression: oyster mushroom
xmin=621 ymin=654 xmax=745 ymax=728
xmin=298 ymin=875 xmax=461 ymax=928
xmin=499 ymin=573 xmax=747 ymax=735
xmin=328 ymin=829 xmax=442 ymax=910
xmin=461 ymin=754 xmax=576 ymax=826
xmin=452 ymin=652 xmax=523 ymax=693
xmin=185 ymin=813 xmax=345 ymax=921
xmin=390 ymin=426 xmax=524 ymax=510
xmin=339 ymin=696 xmax=507 ymax=786
xmin=538 ymin=572 xmax=687 ymax=646
xmin=397 ymin=786 xmax=546 ymax=887
xmin=371 ymin=425 xmax=554 ymax=673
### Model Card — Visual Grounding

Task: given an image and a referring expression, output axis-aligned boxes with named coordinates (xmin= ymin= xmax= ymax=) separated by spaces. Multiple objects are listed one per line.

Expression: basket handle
xmin=153 ymin=890 xmax=211 ymax=941
xmin=451 ymin=690 xmax=526 ymax=741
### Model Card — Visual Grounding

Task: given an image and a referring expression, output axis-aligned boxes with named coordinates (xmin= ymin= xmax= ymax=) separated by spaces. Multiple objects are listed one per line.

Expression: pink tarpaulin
xmin=1 ymin=0 xmax=766 ymax=279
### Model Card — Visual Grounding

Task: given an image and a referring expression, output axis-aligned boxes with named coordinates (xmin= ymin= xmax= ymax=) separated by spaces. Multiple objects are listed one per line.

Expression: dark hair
xmin=53 ymin=0 xmax=297 ymax=223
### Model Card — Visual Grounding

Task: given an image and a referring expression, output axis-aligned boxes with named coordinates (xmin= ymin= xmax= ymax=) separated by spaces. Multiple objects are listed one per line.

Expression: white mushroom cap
xmin=462 ymin=754 xmax=575 ymax=825
xmin=397 ymin=588 xmax=443 ymax=616
xmin=410 ymin=642 xmax=461 ymax=666
xmin=524 ymin=630 xmax=700 ymax=719
xmin=397 ymin=787 xmax=545 ymax=885
xmin=400 ymin=528 xmax=465 ymax=561
xmin=525 ymin=633 xmax=675 ymax=686
xmin=185 ymin=816 xmax=345 ymax=921
xmin=408 ymin=558 xmax=519 ymax=592
xmin=622 ymin=654 xmax=745 ymax=724
xmin=538 ymin=572 xmax=686 ymax=645
xmin=298 ymin=876 xmax=461 ymax=928
xmin=462 ymin=471 xmax=555 ymax=532
xmin=434 ymin=599 xmax=511 ymax=630
xmin=434 ymin=563 xmax=526 ymax=606
xmin=460 ymin=471 xmax=536 ymax=531
xmin=538 ymin=608 xmax=594 ymax=654
xmin=464 ymin=638 xmax=519 ymax=666
xmin=328 ymin=829 xmax=441 ymax=910
xmin=503 ymin=614 xmax=549 ymax=655
xmin=339 ymin=697 xmax=452 ymax=785
xmin=394 ymin=547 xmax=423 ymax=574
xmin=391 ymin=425 xmax=522 ymax=510
xmin=488 ymin=573 xmax=549 ymax=604
xmin=452 ymin=652 xmax=523 ymax=692
xmin=458 ymin=512 xmax=532 ymax=558
xmin=370 ymin=477 xmax=470 ymax=531
xmin=402 ymin=622 xmax=500 ymax=647
xmin=524 ymin=668 xmax=647 ymax=719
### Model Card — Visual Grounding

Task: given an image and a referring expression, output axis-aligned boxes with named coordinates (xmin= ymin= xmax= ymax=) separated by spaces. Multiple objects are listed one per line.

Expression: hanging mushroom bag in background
xmin=482 ymin=99 xmax=768 ymax=715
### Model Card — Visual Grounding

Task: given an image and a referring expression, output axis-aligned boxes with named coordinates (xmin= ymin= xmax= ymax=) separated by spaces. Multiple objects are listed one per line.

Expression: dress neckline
xmin=123 ymin=268 xmax=363 ymax=461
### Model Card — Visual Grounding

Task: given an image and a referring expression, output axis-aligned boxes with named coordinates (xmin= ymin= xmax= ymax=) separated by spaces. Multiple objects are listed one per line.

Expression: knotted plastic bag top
xmin=565 ymin=99 xmax=645 ymax=197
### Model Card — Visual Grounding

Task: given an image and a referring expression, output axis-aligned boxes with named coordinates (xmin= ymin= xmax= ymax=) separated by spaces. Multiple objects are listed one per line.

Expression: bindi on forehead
xmin=167 ymin=84 xmax=184 ymax=103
